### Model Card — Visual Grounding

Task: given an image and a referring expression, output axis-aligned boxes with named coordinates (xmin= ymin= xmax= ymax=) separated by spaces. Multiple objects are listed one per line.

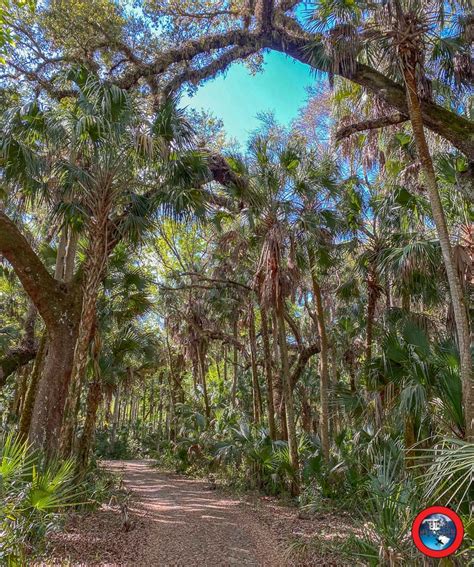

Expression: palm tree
xmin=311 ymin=0 xmax=473 ymax=439
xmin=0 ymin=69 xmax=211 ymax=453
xmin=386 ymin=1 xmax=473 ymax=439
xmin=247 ymin=134 xmax=301 ymax=493
xmin=281 ymin=144 xmax=349 ymax=459
xmin=58 ymin=71 xmax=197 ymax=453
xmin=254 ymin=217 xmax=300 ymax=492
xmin=76 ymin=250 xmax=157 ymax=471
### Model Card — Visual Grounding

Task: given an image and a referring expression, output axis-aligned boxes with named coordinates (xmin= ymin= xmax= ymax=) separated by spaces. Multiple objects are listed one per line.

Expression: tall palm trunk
xmin=271 ymin=311 xmax=286 ymax=439
xmin=197 ymin=342 xmax=211 ymax=420
xmin=276 ymin=308 xmax=299 ymax=495
xmin=366 ymin=266 xmax=379 ymax=364
xmin=76 ymin=380 xmax=102 ymax=473
xmin=299 ymin=384 xmax=312 ymax=434
xmin=231 ymin=317 xmax=239 ymax=406
xmin=223 ymin=345 xmax=228 ymax=383
xmin=10 ymin=366 xmax=29 ymax=421
xmin=402 ymin=55 xmax=473 ymax=440
xmin=248 ymin=303 xmax=262 ymax=423
xmin=308 ymin=246 xmax=330 ymax=460
xmin=157 ymin=371 xmax=164 ymax=437
xmin=166 ymin=332 xmax=182 ymax=435
xmin=166 ymin=367 xmax=176 ymax=442
xmin=111 ymin=383 xmax=121 ymax=446
xmin=260 ymin=306 xmax=277 ymax=439
xmin=54 ymin=226 xmax=78 ymax=283
xmin=61 ymin=227 xmax=107 ymax=455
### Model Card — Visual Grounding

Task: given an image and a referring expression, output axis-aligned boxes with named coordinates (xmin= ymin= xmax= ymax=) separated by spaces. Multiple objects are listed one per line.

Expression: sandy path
xmin=104 ymin=460 xmax=286 ymax=566
xmin=39 ymin=460 xmax=353 ymax=566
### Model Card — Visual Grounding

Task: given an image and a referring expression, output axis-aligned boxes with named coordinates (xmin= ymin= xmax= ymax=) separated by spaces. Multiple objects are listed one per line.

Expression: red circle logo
xmin=411 ymin=506 xmax=464 ymax=558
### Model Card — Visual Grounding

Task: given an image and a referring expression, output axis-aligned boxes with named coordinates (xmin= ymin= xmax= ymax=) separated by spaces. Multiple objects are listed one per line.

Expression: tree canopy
xmin=0 ymin=1 xmax=473 ymax=565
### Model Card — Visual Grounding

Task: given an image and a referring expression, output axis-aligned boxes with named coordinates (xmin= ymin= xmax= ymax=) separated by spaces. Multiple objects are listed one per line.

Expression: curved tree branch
xmin=0 ymin=212 xmax=68 ymax=329
xmin=270 ymin=31 xmax=474 ymax=159
xmin=10 ymin=6 xmax=472 ymax=157
xmin=0 ymin=344 xmax=37 ymax=388
xmin=0 ymin=305 xmax=38 ymax=388
xmin=335 ymin=113 xmax=408 ymax=141
xmin=117 ymin=29 xmax=257 ymax=90
xmin=164 ymin=43 xmax=262 ymax=94
xmin=290 ymin=341 xmax=321 ymax=391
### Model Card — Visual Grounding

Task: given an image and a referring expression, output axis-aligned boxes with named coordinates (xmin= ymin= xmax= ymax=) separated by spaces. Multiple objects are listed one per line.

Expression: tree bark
xmin=299 ymin=384 xmax=312 ymax=435
xmin=76 ymin=380 xmax=102 ymax=473
xmin=61 ymin=227 xmax=106 ymax=455
xmin=308 ymin=246 xmax=330 ymax=460
xmin=111 ymin=383 xmax=121 ymax=446
xmin=276 ymin=308 xmax=299 ymax=495
xmin=248 ymin=303 xmax=263 ymax=423
xmin=365 ymin=266 xmax=379 ymax=364
xmin=0 ymin=345 xmax=37 ymax=389
xmin=271 ymin=310 xmax=286 ymax=440
xmin=260 ymin=306 xmax=277 ymax=439
xmin=18 ymin=333 xmax=47 ymax=440
xmin=0 ymin=212 xmax=70 ymax=329
xmin=0 ymin=305 xmax=37 ymax=389
xmin=335 ymin=113 xmax=408 ymax=142
xmin=0 ymin=212 xmax=83 ymax=453
xmin=231 ymin=317 xmax=239 ymax=406
xmin=197 ymin=342 xmax=211 ymax=420
xmin=11 ymin=365 xmax=30 ymax=419
xmin=29 ymin=325 xmax=79 ymax=451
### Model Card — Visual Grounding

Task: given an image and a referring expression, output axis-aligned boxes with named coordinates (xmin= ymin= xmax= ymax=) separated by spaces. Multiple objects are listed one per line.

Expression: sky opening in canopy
xmin=182 ymin=51 xmax=318 ymax=146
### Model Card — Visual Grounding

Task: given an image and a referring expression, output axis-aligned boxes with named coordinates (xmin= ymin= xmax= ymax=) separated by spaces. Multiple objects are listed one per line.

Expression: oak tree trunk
xmin=29 ymin=326 xmax=78 ymax=452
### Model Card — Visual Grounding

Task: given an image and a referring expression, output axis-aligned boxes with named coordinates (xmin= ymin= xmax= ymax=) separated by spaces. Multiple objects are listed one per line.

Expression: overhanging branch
xmin=290 ymin=341 xmax=321 ymax=391
xmin=269 ymin=31 xmax=474 ymax=159
xmin=164 ymin=44 xmax=262 ymax=94
xmin=0 ymin=345 xmax=37 ymax=388
xmin=335 ymin=113 xmax=408 ymax=141
xmin=0 ymin=212 xmax=67 ymax=329
xmin=117 ymin=30 xmax=256 ymax=90
xmin=0 ymin=306 xmax=38 ymax=388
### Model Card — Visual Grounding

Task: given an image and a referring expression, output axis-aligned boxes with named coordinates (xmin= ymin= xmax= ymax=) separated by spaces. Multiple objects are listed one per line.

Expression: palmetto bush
xmin=419 ymin=438 xmax=474 ymax=514
xmin=343 ymin=451 xmax=423 ymax=566
xmin=214 ymin=421 xmax=278 ymax=489
xmin=0 ymin=433 xmax=79 ymax=566
xmin=214 ymin=421 xmax=313 ymax=494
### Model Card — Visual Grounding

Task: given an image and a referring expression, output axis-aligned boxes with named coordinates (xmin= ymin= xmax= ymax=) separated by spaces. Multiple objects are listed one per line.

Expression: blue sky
xmin=182 ymin=51 xmax=317 ymax=146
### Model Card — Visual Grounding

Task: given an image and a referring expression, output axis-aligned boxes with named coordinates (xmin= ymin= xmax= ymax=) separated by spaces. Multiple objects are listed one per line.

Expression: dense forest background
xmin=0 ymin=1 xmax=472 ymax=565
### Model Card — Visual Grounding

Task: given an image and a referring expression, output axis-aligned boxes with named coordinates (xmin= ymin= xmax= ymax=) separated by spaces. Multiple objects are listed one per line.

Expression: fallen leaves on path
xmin=37 ymin=460 xmax=354 ymax=566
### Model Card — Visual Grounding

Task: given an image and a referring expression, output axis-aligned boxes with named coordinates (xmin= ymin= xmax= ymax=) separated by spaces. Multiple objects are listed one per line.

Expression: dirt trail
xmin=40 ymin=461 xmax=286 ymax=567
xmin=102 ymin=460 xmax=286 ymax=566
xmin=40 ymin=460 xmax=352 ymax=566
